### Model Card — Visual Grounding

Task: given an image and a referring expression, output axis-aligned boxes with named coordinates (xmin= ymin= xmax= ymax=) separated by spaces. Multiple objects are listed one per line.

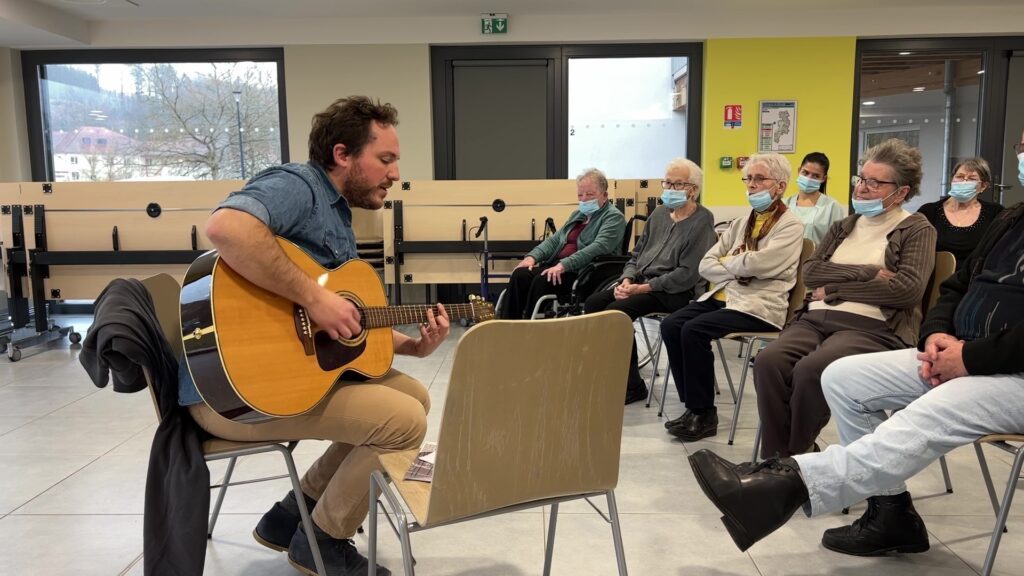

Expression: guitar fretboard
xmin=360 ymin=304 xmax=481 ymax=329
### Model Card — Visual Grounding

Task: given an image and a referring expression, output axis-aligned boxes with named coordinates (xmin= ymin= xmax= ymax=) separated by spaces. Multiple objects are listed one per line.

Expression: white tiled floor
xmin=2 ymin=316 xmax=1022 ymax=575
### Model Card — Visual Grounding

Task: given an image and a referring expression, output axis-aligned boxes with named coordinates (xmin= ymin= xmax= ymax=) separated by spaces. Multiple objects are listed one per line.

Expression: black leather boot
xmin=254 ymin=490 xmax=319 ymax=552
xmin=688 ymin=449 xmax=809 ymax=551
xmin=821 ymin=492 xmax=930 ymax=556
xmin=664 ymin=409 xmax=693 ymax=429
xmin=669 ymin=407 xmax=717 ymax=441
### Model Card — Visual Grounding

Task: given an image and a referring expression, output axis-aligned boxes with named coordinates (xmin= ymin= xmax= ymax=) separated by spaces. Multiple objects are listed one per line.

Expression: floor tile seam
xmin=4 ymin=457 xmax=106 ymax=516
xmin=5 ymin=418 xmax=156 ymax=514
xmin=6 ymin=511 xmax=146 ymax=516
xmin=923 ymin=533 xmax=985 ymax=576
xmin=0 ymin=414 xmax=45 ymax=439
xmin=119 ymin=552 xmax=144 ymax=576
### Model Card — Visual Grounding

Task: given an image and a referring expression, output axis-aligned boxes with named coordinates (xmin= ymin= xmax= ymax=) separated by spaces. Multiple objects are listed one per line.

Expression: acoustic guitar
xmin=180 ymin=237 xmax=495 ymax=423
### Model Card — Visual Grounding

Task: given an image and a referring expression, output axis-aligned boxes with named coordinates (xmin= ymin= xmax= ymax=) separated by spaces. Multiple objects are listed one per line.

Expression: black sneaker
xmin=288 ymin=522 xmax=392 ymax=576
xmin=254 ymin=490 xmax=318 ymax=552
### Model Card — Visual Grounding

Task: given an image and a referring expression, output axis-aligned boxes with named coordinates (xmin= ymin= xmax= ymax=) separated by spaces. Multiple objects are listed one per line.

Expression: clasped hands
xmin=918 ymin=332 xmax=968 ymax=387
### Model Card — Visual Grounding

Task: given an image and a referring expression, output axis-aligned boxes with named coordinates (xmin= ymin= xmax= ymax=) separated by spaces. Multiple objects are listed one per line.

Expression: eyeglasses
xmin=851 ymin=174 xmax=899 ymax=191
xmin=740 ymin=176 xmax=776 ymax=186
xmin=1014 ymin=142 xmax=1024 ymax=155
xmin=661 ymin=179 xmax=697 ymax=191
xmin=951 ymin=174 xmax=982 ymax=183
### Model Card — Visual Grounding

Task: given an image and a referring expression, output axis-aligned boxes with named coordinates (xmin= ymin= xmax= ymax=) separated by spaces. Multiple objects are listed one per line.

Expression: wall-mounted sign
xmin=724 ymin=104 xmax=742 ymax=129
xmin=758 ymin=100 xmax=797 ymax=153
xmin=481 ymin=13 xmax=509 ymax=35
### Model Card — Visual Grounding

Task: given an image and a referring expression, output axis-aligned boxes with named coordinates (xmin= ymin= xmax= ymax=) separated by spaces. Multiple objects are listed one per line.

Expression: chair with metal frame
xmin=974 ymin=434 xmax=1024 ymax=576
xmin=139 ymin=273 xmax=326 ymax=575
xmin=714 ymin=238 xmax=815 ymax=447
xmin=366 ymin=311 xmax=635 ymax=576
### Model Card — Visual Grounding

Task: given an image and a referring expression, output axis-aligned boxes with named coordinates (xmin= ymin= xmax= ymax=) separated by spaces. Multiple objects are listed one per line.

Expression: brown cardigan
xmin=802 ymin=211 xmax=937 ymax=346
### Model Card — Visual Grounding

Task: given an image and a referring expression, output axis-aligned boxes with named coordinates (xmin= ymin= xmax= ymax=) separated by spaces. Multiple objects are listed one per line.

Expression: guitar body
xmin=181 ymin=238 xmax=393 ymax=423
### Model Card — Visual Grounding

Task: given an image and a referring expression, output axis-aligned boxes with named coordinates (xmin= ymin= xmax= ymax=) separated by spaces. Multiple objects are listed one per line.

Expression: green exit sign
xmin=481 ymin=13 xmax=508 ymax=35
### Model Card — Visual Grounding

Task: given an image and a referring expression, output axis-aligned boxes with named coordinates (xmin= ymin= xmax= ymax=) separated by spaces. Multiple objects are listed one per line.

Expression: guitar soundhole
xmin=313 ymin=331 xmax=367 ymax=371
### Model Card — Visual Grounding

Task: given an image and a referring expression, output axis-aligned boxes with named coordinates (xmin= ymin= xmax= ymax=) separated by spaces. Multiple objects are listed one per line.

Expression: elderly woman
xmin=917 ymin=157 xmax=1003 ymax=269
xmin=754 ymin=138 xmax=937 ymax=458
xmin=660 ymin=153 xmax=804 ymax=441
xmin=785 ymin=152 xmax=846 ymax=245
xmin=499 ymin=167 xmax=626 ymax=319
xmin=584 ymin=158 xmax=718 ymax=404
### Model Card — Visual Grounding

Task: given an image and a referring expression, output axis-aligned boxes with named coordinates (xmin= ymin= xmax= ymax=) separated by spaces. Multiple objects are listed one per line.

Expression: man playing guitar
xmin=178 ymin=96 xmax=449 ymax=576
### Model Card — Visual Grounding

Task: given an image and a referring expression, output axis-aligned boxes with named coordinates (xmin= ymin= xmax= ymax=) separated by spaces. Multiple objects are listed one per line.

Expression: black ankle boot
xmin=822 ymin=492 xmax=929 ymax=556
xmin=254 ymin=490 xmax=318 ymax=552
xmin=669 ymin=407 xmax=718 ymax=441
xmin=288 ymin=522 xmax=392 ymax=576
xmin=688 ymin=449 xmax=809 ymax=551
xmin=664 ymin=409 xmax=693 ymax=429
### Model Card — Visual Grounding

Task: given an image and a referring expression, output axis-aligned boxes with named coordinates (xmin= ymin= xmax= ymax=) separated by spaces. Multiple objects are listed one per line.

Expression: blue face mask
xmin=660 ymin=189 xmax=688 ymax=209
xmin=796 ymin=174 xmax=822 ymax=194
xmin=852 ymin=189 xmax=899 ymax=217
xmin=948 ymin=181 xmax=979 ymax=203
xmin=747 ymin=189 xmax=775 ymax=212
xmin=578 ymin=199 xmax=600 ymax=216
xmin=1018 ymin=153 xmax=1024 ymax=187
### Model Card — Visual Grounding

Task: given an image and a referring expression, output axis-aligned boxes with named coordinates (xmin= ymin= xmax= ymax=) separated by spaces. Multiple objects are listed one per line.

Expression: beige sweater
xmin=697 ymin=210 xmax=805 ymax=328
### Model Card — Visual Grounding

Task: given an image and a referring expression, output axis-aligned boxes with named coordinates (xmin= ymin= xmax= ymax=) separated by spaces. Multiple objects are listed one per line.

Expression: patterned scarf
xmin=733 ymin=198 xmax=788 ymax=255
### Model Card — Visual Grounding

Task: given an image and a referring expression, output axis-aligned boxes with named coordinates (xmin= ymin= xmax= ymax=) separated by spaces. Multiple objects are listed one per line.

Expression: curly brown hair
xmin=308 ymin=96 xmax=399 ymax=169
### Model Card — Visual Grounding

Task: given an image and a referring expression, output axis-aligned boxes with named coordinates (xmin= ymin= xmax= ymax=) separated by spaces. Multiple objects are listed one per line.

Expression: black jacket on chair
xmin=80 ymin=278 xmax=209 ymax=576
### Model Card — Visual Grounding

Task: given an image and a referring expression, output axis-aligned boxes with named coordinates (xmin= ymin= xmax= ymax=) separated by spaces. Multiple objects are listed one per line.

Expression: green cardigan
xmin=527 ymin=202 xmax=626 ymax=273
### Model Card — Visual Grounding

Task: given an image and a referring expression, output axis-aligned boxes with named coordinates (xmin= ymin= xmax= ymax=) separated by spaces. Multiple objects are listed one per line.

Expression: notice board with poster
xmin=758 ymin=100 xmax=797 ymax=153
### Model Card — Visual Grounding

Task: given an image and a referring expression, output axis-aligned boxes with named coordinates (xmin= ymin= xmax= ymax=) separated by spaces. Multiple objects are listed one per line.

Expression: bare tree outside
xmin=43 ymin=61 xmax=282 ymax=182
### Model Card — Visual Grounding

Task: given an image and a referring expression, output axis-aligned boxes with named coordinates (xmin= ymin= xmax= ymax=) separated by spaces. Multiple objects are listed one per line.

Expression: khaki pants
xmin=189 ymin=370 xmax=429 ymax=539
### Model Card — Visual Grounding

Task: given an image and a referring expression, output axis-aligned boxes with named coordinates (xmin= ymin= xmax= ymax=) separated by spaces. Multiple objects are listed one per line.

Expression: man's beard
xmin=342 ymin=163 xmax=386 ymax=209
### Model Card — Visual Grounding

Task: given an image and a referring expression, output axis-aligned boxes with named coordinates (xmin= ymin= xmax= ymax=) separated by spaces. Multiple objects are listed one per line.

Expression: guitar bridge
xmin=293 ymin=304 xmax=316 ymax=356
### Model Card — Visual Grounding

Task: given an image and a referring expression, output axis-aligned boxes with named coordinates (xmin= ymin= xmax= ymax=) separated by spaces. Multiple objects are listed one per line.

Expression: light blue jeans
xmin=794 ymin=347 xmax=1024 ymax=517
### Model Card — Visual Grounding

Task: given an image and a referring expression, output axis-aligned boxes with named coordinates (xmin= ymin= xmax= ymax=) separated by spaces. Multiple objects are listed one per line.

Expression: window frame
xmin=21 ymin=47 xmax=289 ymax=182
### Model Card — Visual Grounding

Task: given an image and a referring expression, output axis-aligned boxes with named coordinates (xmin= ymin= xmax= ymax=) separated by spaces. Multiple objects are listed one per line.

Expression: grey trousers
xmin=753 ymin=309 xmax=905 ymax=458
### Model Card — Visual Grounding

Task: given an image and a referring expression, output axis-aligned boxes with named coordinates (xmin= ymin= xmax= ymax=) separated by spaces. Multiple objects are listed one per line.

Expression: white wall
xmin=567 ymin=57 xmax=686 ymax=179
xmin=0 ymin=48 xmax=30 ymax=182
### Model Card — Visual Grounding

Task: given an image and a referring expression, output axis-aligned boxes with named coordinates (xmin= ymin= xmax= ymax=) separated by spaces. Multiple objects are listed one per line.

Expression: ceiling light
xmin=899 ymin=51 xmax=911 ymax=56
xmin=977 ymin=70 xmax=985 ymax=75
xmin=862 ymin=101 xmax=876 ymax=106
xmin=61 ymin=0 xmax=109 ymax=5
xmin=912 ymin=87 xmax=926 ymax=92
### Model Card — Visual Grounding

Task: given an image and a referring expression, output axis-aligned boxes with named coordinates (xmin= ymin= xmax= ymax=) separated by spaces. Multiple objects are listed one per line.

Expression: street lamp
xmin=232 ymin=89 xmax=246 ymax=179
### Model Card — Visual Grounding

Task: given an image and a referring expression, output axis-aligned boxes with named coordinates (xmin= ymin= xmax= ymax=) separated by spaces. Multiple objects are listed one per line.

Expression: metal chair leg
xmin=606 ymin=491 xmax=629 ymax=576
xmin=727 ymin=339 xmax=756 ymax=445
xmin=714 ymin=339 xmax=738 ymax=403
xmin=975 ymin=443 xmax=1006 ymax=526
xmin=939 ymin=455 xmax=954 ymax=493
xmin=657 ymin=365 xmax=671 ymax=417
xmin=981 ymin=445 xmax=1024 ymax=576
xmin=208 ymin=456 xmax=237 ymax=537
xmin=750 ymin=422 xmax=763 ymax=463
xmin=369 ymin=475 xmax=380 ymax=576
xmin=543 ymin=503 xmax=559 ymax=576
xmin=276 ymin=445 xmax=326 ymax=576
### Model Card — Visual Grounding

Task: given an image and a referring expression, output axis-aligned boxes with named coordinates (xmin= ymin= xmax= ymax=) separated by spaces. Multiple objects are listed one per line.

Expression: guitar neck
xmin=360 ymin=304 xmax=480 ymax=329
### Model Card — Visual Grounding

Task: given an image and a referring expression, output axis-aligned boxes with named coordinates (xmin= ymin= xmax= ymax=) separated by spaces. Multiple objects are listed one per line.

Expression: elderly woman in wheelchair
xmin=583 ymin=158 xmax=717 ymax=405
xmin=498 ymin=168 xmax=626 ymax=320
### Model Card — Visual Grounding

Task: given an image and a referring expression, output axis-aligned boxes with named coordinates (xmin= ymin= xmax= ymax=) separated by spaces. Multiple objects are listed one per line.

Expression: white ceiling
xmin=4 ymin=0 xmax=1024 ymax=49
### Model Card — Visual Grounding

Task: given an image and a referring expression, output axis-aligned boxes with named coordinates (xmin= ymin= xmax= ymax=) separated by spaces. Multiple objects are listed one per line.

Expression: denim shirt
xmin=178 ymin=162 xmax=359 ymax=406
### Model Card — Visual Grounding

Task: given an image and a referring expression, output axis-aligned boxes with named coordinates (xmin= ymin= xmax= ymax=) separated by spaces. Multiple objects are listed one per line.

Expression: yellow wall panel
xmin=702 ymin=37 xmax=856 ymax=208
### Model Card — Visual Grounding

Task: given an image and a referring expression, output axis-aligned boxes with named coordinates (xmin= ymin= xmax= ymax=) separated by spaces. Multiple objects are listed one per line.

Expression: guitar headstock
xmin=468 ymin=294 xmax=496 ymax=323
